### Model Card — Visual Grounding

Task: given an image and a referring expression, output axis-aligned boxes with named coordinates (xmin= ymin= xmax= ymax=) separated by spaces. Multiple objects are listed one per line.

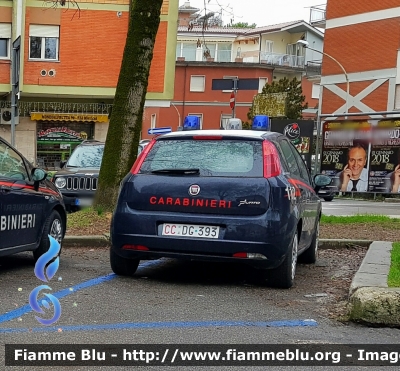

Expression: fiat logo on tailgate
xmin=188 ymin=184 xmax=200 ymax=196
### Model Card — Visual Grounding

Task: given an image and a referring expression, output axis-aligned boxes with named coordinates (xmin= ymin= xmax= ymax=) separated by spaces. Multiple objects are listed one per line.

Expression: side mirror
xmin=32 ymin=168 xmax=47 ymax=182
xmin=60 ymin=160 xmax=67 ymax=168
xmin=314 ymin=174 xmax=332 ymax=192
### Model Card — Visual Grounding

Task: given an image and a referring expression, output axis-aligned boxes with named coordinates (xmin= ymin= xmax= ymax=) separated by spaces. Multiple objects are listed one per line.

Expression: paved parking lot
xmin=1 ymin=246 xmax=400 ymax=370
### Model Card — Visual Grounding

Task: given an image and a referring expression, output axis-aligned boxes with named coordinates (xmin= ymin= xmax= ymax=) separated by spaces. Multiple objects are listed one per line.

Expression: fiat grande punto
xmin=110 ymin=126 xmax=331 ymax=288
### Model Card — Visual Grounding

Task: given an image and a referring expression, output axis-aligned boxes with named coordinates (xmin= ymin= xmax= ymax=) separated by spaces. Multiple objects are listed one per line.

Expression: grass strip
xmin=67 ymin=207 xmax=111 ymax=229
xmin=321 ymin=214 xmax=400 ymax=224
xmin=388 ymin=242 xmax=400 ymax=287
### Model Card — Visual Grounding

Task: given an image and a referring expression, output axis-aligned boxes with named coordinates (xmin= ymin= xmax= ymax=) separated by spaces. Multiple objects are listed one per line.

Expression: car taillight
xmin=262 ymin=140 xmax=281 ymax=178
xmin=130 ymin=139 xmax=156 ymax=175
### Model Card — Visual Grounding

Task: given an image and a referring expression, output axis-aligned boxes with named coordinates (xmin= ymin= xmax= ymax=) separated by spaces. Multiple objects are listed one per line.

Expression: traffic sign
xmin=148 ymin=127 xmax=172 ymax=135
xmin=229 ymin=91 xmax=235 ymax=109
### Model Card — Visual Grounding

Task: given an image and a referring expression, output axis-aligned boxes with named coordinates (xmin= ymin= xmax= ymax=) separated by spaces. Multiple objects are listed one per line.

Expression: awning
xmin=30 ymin=112 xmax=109 ymax=123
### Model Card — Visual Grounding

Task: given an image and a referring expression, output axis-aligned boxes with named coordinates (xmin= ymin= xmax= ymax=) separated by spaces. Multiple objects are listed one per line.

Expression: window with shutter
xmin=190 ymin=76 xmax=205 ymax=92
xmin=0 ymin=23 xmax=11 ymax=59
xmin=29 ymin=25 xmax=60 ymax=61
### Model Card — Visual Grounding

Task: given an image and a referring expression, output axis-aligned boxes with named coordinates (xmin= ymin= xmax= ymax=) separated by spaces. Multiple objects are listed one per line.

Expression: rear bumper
xmin=111 ymin=205 xmax=296 ymax=269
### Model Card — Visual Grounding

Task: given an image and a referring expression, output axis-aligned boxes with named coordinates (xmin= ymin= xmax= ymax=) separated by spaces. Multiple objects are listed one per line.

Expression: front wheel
xmin=33 ymin=210 xmax=64 ymax=261
xmin=269 ymin=231 xmax=298 ymax=289
xmin=110 ymin=248 xmax=140 ymax=276
xmin=324 ymin=196 xmax=334 ymax=202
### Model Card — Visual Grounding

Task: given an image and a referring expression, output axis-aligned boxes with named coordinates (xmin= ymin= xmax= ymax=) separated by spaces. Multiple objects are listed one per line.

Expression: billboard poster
xmin=321 ymin=121 xmax=371 ymax=193
xmin=270 ymin=119 xmax=314 ymax=170
xmin=368 ymin=120 xmax=400 ymax=194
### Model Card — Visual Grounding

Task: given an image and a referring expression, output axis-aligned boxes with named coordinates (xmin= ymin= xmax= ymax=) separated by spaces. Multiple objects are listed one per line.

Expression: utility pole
xmin=231 ymin=77 xmax=238 ymax=118
xmin=11 ymin=36 xmax=21 ymax=147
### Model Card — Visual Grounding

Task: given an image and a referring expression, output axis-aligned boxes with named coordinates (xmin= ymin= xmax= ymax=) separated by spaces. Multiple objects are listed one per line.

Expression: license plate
xmin=162 ymin=223 xmax=219 ymax=239
xmin=75 ymin=198 xmax=93 ymax=207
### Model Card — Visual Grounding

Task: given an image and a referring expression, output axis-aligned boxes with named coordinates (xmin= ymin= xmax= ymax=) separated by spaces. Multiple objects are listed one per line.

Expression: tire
xmin=33 ymin=210 xmax=64 ymax=261
xmin=110 ymin=248 xmax=140 ymax=276
xmin=324 ymin=196 xmax=334 ymax=202
xmin=269 ymin=231 xmax=298 ymax=289
xmin=299 ymin=219 xmax=319 ymax=264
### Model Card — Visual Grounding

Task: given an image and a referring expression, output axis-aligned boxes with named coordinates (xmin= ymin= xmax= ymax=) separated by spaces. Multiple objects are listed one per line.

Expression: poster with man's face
xmin=321 ymin=121 xmax=370 ymax=192
xmin=369 ymin=120 xmax=400 ymax=193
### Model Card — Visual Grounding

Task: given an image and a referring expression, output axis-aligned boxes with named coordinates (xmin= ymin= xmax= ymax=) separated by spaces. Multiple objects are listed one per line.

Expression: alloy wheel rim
xmin=50 ymin=219 xmax=63 ymax=244
xmin=291 ymin=234 xmax=298 ymax=280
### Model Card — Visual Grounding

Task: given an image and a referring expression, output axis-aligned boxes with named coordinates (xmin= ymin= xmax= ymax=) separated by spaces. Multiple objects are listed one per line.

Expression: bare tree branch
xmin=45 ymin=0 xmax=81 ymax=20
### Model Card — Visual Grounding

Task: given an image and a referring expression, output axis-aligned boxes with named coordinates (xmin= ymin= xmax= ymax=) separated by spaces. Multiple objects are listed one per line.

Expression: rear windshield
xmin=67 ymin=145 xmax=104 ymax=168
xmin=139 ymin=139 xmax=264 ymax=177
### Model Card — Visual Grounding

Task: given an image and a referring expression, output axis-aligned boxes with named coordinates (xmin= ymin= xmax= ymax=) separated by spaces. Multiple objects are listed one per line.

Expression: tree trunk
xmin=94 ymin=0 xmax=163 ymax=211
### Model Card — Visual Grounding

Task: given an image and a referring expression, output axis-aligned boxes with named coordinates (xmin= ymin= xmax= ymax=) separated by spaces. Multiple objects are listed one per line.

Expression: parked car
xmin=110 ymin=128 xmax=331 ymax=288
xmin=52 ymin=139 xmax=153 ymax=212
xmin=316 ymin=186 xmax=336 ymax=202
xmin=52 ymin=140 xmax=104 ymax=212
xmin=0 ymin=136 xmax=66 ymax=260
xmin=310 ymin=157 xmax=337 ymax=201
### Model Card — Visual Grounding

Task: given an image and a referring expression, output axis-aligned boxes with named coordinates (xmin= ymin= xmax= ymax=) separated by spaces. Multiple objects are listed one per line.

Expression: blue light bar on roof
xmin=183 ymin=116 xmax=200 ymax=131
xmin=252 ymin=115 xmax=270 ymax=131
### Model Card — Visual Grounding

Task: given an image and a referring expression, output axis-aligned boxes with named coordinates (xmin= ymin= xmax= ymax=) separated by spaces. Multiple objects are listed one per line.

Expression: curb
xmin=64 ymin=235 xmax=110 ymax=248
xmin=62 ymin=236 xmax=373 ymax=249
xmin=384 ymin=198 xmax=400 ymax=203
xmin=348 ymin=241 xmax=400 ymax=327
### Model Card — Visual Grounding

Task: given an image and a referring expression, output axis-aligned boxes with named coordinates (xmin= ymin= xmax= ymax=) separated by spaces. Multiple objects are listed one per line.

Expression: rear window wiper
xmin=150 ymin=168 xmax=200 ymax=175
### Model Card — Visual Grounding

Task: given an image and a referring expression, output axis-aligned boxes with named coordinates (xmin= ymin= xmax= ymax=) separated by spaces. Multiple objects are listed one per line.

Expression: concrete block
xmin=349 ymin=287 xmax=400 ymax=326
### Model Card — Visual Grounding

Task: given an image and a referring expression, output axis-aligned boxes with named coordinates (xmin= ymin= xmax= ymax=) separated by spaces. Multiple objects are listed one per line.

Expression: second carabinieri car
xmin=110 ymin=117 xmax=331 ymax=288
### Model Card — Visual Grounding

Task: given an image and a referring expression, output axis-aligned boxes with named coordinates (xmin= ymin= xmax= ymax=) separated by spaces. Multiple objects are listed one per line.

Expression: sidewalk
xmin=63 ymin=235 xmax=399 ymax=326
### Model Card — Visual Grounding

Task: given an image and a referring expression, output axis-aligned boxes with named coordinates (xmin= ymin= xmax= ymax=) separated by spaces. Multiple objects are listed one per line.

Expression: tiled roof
xmin=244 ymin=20 xmax=304 ymax=35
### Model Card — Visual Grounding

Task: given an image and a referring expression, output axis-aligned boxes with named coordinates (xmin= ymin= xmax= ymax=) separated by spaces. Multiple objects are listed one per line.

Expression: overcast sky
xmin=179 ymin=0 xmax=327 ymax=27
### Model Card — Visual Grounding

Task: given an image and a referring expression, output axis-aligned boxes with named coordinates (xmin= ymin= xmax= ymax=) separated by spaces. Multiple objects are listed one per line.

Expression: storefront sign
xmin=37 ymin=127 xmax=87 ymax=142
xmin=31 ymin=112 xmax=108 ymax=123
xmin=271 ymin=119 xmax=314 ymax=170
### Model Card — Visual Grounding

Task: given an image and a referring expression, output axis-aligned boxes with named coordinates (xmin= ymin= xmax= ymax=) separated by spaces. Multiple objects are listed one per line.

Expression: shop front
xmin=31 ymin=112 xmax=108 ymax=170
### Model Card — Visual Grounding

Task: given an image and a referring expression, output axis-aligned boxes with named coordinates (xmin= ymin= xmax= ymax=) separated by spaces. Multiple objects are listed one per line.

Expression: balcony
xmin=306 ymin=61 xmax=322 ymax=78
xmin=310 ymin=4 xmax=326 ymax=28
xmin=240 ymin=51 xmax=305 ymax=69
xmin=176 ymin=50 xmax=305 ymax=70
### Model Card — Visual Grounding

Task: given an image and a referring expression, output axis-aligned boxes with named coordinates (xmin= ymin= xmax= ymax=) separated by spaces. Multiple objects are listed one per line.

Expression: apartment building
xmin=310 ymin=1 xmax=400 ymax=116
xmin=0 ymin=0 xmax=178 ymax=167
xmin=141 ymin=1 xmax=324 ymax=139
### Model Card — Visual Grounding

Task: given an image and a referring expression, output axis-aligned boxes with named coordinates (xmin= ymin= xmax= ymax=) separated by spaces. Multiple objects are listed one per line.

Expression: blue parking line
xmin=0 ymin=260 xmax=161 ymax=325
xmin=0 ymin=319 xmax=318 ymax=334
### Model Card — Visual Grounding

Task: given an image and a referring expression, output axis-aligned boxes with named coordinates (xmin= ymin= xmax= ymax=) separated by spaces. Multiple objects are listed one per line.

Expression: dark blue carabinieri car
xmin=0 ymin=136 xmax=66 ymax=261
xmin=110 ymin=127 xmax=331 ymax=288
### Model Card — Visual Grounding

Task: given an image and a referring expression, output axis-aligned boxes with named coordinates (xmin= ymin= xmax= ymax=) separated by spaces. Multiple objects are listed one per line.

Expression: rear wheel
xmin=269 ymin=231 xmax=298 ymax=289
xmin=299 ymin=219 xmax=319 ymax=264
xmin=33 ymin=210 xmax=64 ymax=261
xmin=110 ymin=248 xmax=140 ymax=276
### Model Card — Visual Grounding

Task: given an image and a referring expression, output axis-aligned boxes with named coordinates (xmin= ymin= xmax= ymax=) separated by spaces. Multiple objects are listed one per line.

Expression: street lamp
xmin=297 ymin=39 xmax=350 ymax=177
xmin=297 ymin=39 xmax=349 ymax=116
xmin=171 ymin=102 xmax=181 ymax=130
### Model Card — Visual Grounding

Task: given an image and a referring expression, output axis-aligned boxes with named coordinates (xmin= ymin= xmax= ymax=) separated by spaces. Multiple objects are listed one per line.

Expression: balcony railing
xmin=306 ymin=61 xmax=322 ymax=78
xmin=237 ymin=51 xmax=305 ymax=68
xmin=310 ymin=4 xmax=326 ymax=28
